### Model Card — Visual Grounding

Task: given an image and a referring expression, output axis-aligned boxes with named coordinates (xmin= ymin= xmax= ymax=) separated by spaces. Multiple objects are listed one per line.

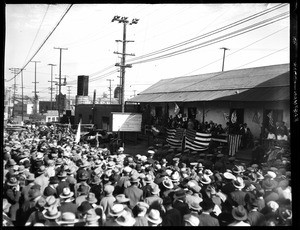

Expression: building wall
xmin=75 ymin=104 xmax=140 ymax=131
xmin=149 ymin=100 xmax=290 ymax=139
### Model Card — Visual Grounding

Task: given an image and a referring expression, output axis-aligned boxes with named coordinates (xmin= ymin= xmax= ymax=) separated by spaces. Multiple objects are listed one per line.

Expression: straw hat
xmin=42 ymin=206 xmax=61 ymax=219
xmin=146 ymin=209 xmax=162 ymax=225
xmin=204 ymin=169 xmax=213 ymax=177
xmin=189 ymin=201 xmax=202 ymax=211
xmin=162 ymin=178 xmax=174 ymax=190
xmin=144 ymin=174 xmax=154 ymax=183
xmin=151 ymin=185 xmax=161 ymax=195
xmin=265 ymin=171 xmax=276 ymax=180
xmin=200 ymin=175 xmax=212 ymax=185
xmin=60 ymin=187 xmax=74 ymax=199
xmin=85 ymin=192 xmax=97 ymax=204
xmin=184 ymin=214 xmax=200 ymax=226
xmin=223 ymin=172 xmax=236 ymax=181
xmin=171 ymin=172 xmax=180 ymax=182
xmin=130 ymin=175 xmax=140 ymax=183
xmin=109 ymin=204 xmax=125 ymax=217
xmin=44 ymin=195 xmax=59 ymax=209
xmin=85 ymin=209 xmax=100 ymax=222
xmin=58 ymin=212 xmax=79 ymax=225
xmin=7 ymin=177 xmax=18 ymax=186
xmin=123 ymin=166 xmax=132 ymax=173
xmin=115 ymin=210 xmax=136 ymax=226
xmin=232 ymin=177 xmax=245 ymax=189
xmin=115 ymin=194 xmax=130 ymax=204
xmin=232 ymin=205 xmax=248 ymax=221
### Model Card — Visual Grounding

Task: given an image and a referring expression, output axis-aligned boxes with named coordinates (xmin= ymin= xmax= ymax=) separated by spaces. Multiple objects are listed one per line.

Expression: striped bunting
xmin=185 ymin=129 xmax=211 ymax=152
xmin=166 ymin=128 xmax=184 ymax=148
xmin=228 ymin=134 xmax=242 ymax=156
xmin=212 ymin=134 xmax=228 ymax=143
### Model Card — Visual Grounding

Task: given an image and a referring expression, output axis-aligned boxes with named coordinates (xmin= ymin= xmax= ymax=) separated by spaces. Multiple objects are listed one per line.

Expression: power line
xmin=128 ymin=12 xmax=288 ymax=65
xmin=6 ymin=4 xmax=73 ymax=82
xmin=127 ymin=3 xmax=288 ymax=63
xmin=23 ymin=5 xmax=50 ymax=67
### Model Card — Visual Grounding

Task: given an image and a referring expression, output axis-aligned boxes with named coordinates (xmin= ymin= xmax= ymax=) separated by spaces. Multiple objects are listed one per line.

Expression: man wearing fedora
xmin=161 ymin=196 xmax=181 ymax=226
xmin=100 ymin=184 xmax=116 ymax=216
xmin=198 ymin=198 xmax=220 ymax=226
xmin=132 ymin=202 xmax=149 ymax=226
xmin=74 ymin=170 xmax=91 ymax=198
xmin=75 ymin=184 xmax=90 ymax=206
xmin=228 ymin=177 xmax=247 ymax=206
xmin=124 ymin=175 xmax=143 ymax=209
xmin=44 ymin=176 xmax=59 ymax=198
xmin=59 ymin=187 xmax=77 ymax=215
xmin=56 ymin=170 xmax=71 ymax=196
xmin=228 ymin=205 xmax=250 ymax=226
xmin=43 ymin=205 xmax=61 ymax=226
xmin=144 ymin=185 xmax=163 ymax=210
xmin=172 ymin=189 xmax=190 ymax=225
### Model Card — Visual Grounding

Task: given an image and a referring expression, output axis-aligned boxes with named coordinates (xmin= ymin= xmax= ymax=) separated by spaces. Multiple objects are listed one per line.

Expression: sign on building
xmin=112 ymin=112 xmax=142 ymax=132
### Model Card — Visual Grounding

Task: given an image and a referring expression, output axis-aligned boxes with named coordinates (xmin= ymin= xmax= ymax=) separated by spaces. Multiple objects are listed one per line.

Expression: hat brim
xmin=7 ymin=182 xmax=18 ymax=186
xmin=200 ymin=179 xmax=211 ymax=185
xmin=146 ymin=216 xmax=162 ymax=224
xmin=43 ymin=211 xmax=61 ymax=219
xmin=60 ymin=192 xmax=74 ymax=199
xmin=58 ymin=219 xmax=79 ymax=224
xmin=116 ymin=217 xmax=136 ymax=226
xmin=162 ymin=183 xmax=174 ymax=190
xmin=87 ymin=198 xmax=98 ymax=204
xmin=233 ymin=182 xmax=245 ymax=189
xmin=109 ymin=210 xmax=125 ymax=217
xmin=232 ymin=210 xmax=248 ymax=221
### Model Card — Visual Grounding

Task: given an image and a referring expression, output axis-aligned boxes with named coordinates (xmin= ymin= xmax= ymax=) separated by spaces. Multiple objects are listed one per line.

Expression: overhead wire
xmin=183 ymin=26 xmax=289 ymax=75
xmin=126 ymin=3 xmax=288 ymax=63
xmin=128 ymin=12 xmax=289 ymax=65
xmin=23 ymin=5 xmax=50 ymax=67
xmin=81 ymin=3 xmax=288 ymax=83
xmin=6 ymin=4 xmax=73 ymax=82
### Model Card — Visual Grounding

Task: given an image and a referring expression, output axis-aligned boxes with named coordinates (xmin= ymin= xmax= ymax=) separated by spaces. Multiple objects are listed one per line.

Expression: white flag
xmin=75 ymin=120 xmax=81 ymax=144
xmin=174 ymin=103 xmax=180 ymax=115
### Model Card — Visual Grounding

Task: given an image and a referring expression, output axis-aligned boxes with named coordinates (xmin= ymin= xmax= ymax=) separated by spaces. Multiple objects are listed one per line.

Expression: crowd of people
xmin=3 ymin=123 xmax=292 ymax=226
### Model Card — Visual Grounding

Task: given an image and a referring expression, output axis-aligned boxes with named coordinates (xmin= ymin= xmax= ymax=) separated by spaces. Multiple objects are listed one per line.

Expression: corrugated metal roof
xmin=129 ymin=64 xmax=290 ymax=102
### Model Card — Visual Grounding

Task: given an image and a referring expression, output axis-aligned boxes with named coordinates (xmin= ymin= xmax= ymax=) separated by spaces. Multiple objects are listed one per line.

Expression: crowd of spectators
xmin=3 ymin=123 xmax=292 ymax=226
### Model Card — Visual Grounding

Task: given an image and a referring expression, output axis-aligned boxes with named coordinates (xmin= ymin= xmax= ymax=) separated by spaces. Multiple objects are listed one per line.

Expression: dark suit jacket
xmin=162 ymin=208 xmax=182 ymax=226
xmin=56 ymin=180 xmax=70 ymax=196
xmin=124 ymin=185 xmax=143 ymax=209
xmin=173 ymin=199 xmax=190 ymax=225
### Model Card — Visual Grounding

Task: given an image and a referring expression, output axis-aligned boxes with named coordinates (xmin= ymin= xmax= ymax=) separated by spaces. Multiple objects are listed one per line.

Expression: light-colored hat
xmin=188 ymin=201 xmax=202 ymax=211
xmin=265 ymin=171 xmax=276 ymax=180
xmin=115 ymin=194 xmax=130 ymax=203
xmin=223 ymin=172 xmax=236 ymax=180
xmin=123 ymin=166 xmax=132 ymax=173
xmin=171 ymin=172 xmax=180 ymax=182
xmin=200 ymin=175 xmax=211 ymax=185
xmin=204 ymin=169 xmax=213 ymax=177
xmin=42 ymin=206 xmax=61 ymax=219
xmin=233 ymin=177 xmax=245 ymax=189
xmin=86 ymin=193 xmax=98 ymax=204
xmin=162 ymin=178 xmax=174 ymax=190
xmin=116 ymin=210 xmax=136 ymax=226
xmin=58 ymin=212 xmax=79 ymax=224
xmin=146 ymin=209 xmax=162 ymax=225
xmin=85 ymin=209 xmax=100 ymax=222
xmin=151 ymin=185 xmax=161 ymax=195
xmin=184 ymin=214 xmax=200 ymax=226
xmin=109 ymin=204 xmax=125 ymax=217
xmin=45 ymin=195 xmax=59 ymax=209
xmin=148 ymin=150 xmax=155 ymax=155
xmin=60 ymin=187 xmax=74 ymax=199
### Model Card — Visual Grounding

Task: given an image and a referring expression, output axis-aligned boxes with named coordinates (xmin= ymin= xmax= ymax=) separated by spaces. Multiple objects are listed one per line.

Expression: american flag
xmin=166 ymin=128 xmax=184 ymax=148
xmin=228 ymin=134 xmax=242 ymax=156
xmin=184 ymin=129 xmax=211 ymax=152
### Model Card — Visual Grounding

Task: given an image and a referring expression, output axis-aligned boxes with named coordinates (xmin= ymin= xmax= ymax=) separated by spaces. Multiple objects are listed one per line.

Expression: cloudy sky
xmin=5 ymin=3 xmax=290 ymax=101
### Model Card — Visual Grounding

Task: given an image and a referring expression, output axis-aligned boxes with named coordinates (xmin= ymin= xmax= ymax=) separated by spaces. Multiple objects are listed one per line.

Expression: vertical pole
xmin=220 ymin=47 xmax=229 ymax=72
xmin=21 ymin=69 xmax=24 ymax=122
xmin=121 ymin=22 xmax=127 ymax=113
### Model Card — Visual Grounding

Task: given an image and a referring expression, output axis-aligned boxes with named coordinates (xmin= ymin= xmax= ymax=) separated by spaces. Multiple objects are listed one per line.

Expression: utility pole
xmin=107 ymin=79 xmax=114 ymax=104
xmin=112 ymin=16 xmax=139 ymax=113
xmin=67 ymin=86 xmax=72 ymax=109
xmin=9 ymin=68 xmax=20 ymax=119
xmin=31 ymin=61 xmax=40 ymax=114
xmin=54 ymin=47 xmax=68 ymax=120
xmin=20 ymin=69 xmax=25 ymax=122
xmin=48 ymin=64 xmax=56 ymax=110
xmin=220 ymin=47 xmax=229 ymax=72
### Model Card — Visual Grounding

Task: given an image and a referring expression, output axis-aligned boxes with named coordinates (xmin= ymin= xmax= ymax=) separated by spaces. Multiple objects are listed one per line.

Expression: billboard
xmin=112 ymin=112 xmax=142 ymax=132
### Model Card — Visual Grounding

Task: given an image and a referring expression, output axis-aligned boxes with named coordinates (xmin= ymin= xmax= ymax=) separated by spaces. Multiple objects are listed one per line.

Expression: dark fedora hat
xmin=232 ymin=205 xmax=248 ymax=221
xmin=200 ymin=198 xmax=214 ymax=211
xmin=49 ymin=176 xmax=60 ymax=184
xmin=77 ymin=201 xmax=93 ymax=213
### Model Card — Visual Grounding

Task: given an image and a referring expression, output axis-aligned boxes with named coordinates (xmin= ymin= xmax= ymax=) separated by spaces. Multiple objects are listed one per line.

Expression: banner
xmin=166 ymin=128 xmax=184 ymax=149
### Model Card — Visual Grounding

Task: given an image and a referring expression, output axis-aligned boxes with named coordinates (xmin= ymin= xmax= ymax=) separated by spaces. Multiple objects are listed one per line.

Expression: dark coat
xmin=172 ymin=200 xmax=190 ymax=225
xmin=162 ymin=208 xmax=182 ymax=226
xmin=198 ymin=212 xmax=220 ymax=226
xmin=43 ymin=185 xmax=58 ymax=198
